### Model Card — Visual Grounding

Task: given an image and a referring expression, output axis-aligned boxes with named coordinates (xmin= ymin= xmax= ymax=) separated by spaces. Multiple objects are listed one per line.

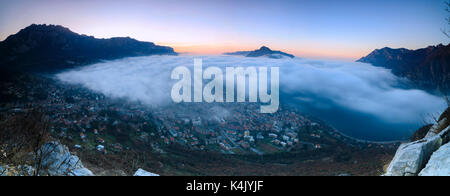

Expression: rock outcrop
xmin=38 ymin=141 xmax=94 ymax=176
xmin=419 ymin=142 xmax=450 ymax=176
xmin=384 ymin=130 xmax=446 ymax=176
xmin=1 ymin=141 xmax=94 ymax=176
xmin=385 ymin=113 xmax=450 ymax=176
xmin=133 ymin=168 xmax=159 ymax=176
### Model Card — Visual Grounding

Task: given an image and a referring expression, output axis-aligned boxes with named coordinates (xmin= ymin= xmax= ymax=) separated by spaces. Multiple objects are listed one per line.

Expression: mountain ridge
xmin=0 ymin=24 xmax=177 ymax=73
xmin=224 ymin=46 xmax=295 ymax=59
xmin=357 ymin=44 xmax=450 ymax=92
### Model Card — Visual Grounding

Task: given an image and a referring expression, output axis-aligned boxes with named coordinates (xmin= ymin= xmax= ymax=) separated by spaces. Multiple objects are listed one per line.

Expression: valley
xmin=0 ymin=73 xmax=399 ymax=175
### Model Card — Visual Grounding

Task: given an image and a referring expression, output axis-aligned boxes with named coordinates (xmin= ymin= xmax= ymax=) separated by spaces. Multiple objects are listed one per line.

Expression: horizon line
xmin=1 ymin=23 xmax=447 ymax=61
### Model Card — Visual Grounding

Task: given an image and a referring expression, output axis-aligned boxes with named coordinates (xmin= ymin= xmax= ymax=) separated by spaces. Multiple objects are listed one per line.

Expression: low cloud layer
xmin=56 ymin=55 xmax=446 ymax=140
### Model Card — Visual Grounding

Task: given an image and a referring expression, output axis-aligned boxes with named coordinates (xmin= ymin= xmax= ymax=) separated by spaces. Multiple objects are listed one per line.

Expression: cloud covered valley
xmin=56 ymin=55 xmax=446 ymax=141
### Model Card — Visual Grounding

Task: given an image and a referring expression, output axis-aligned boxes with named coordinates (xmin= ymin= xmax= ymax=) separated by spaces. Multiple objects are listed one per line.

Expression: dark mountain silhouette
xmin=0 ymin=24 xmax=177 ymax=72
xmin=357 ymin=44 xmax=450 ymax=93
xmin=225 ymin=46 xmax=295 ymax=59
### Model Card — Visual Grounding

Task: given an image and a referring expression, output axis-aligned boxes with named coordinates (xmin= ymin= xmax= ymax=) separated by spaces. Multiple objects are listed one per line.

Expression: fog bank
xmin=56 ymin=55 xmax=446 ymax=140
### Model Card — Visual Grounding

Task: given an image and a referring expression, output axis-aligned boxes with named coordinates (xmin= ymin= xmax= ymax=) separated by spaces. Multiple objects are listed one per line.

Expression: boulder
xmin=133 ymin=168 xmax=159 ymax=176
xmin=384 ymin=136 xmax=442 ymax=176
xmin=39 ymin=141 xmax=94 ymax=176
xmin=419 ymin=142 xmax=450 ymax=176
xmin=384 ymin=126 xmax=450 ymax=176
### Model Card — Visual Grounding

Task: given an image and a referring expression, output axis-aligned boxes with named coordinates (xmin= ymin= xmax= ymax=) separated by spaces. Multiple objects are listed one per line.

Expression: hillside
xmin=0 ymin=24 xmax=177 ymax=72
xmin=357 ymin=44 xmax=450 ymax=92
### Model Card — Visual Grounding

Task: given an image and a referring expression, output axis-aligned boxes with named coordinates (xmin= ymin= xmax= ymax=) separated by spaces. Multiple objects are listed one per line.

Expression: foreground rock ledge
xmin=419 ymin=142 xmax=450 ymax=176
xmin=384 ymin=119 xmax=450 ymax=176
xmin=39 ymin=141 xmax=94 ymax=176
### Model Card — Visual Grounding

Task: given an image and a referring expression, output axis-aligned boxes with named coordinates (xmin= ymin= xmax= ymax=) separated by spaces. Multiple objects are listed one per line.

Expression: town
xmin=0 ymin=74 xmax=400 ymax=175
xmin=0 ymin=74 xmax=398 ymax=155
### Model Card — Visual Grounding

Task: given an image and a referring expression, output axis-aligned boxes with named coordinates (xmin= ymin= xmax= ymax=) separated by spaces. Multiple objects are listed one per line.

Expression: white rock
xmin=384 ymin=135 xmax=443 ymax=176
xmin=39 ymin=141 xmax=94 ymax=176
xmin=133 ymin=168 xmax=159 ymax=176
xmin=71 ymin=168 xmax=94 ymax=176
xmin=385 ymin=126 xmax=450 ymax=176
xmin=419 ymin=142 xmax=450 ymax=176
xmin=96 ymin=145 xmax=105 ymax=151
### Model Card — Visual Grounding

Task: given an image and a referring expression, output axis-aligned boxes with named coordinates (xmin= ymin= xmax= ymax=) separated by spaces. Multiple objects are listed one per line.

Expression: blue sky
xmin=0 ymin=0 xmax=448 ymax=59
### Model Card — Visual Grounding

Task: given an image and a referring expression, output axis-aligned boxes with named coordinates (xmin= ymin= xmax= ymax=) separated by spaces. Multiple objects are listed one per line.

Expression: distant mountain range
xmin=225 ymin=46 xmax=295 ymax=59
xmin=2 ymin=24 xmax=447 ymax=93
xmin=0 ymin=24 xmax=177 ymax=72
xmin=358 ymin=44 xmax=450 ymax=93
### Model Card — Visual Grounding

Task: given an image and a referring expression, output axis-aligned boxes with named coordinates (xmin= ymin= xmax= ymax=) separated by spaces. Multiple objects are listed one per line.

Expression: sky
xmin=0 ymin=0 xmax=449 ymax=60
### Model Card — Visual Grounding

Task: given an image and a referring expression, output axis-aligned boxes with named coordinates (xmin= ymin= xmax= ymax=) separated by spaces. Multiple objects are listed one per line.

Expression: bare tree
xmin=0 ymin=109 xmax=51 ymax=176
